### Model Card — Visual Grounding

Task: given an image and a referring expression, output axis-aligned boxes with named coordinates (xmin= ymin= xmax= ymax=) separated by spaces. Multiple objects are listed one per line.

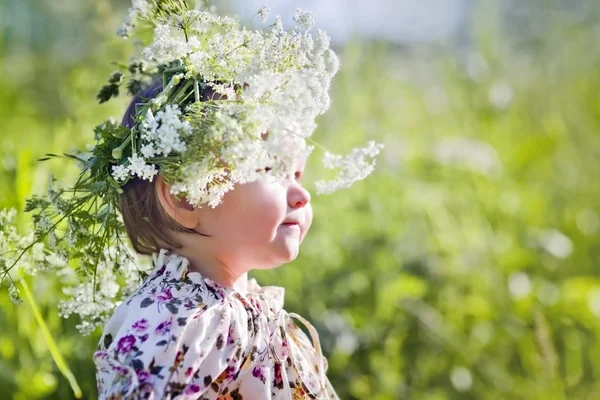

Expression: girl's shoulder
xmin=99 ymin=248 xmax=238 ymax=340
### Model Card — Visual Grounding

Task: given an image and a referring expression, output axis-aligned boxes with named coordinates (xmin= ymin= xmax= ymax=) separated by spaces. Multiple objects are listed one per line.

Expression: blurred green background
xmin=1 ymin=0 xmax=600 ymax=399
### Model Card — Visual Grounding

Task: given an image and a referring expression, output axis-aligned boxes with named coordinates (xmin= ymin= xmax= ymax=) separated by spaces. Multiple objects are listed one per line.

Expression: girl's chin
xmin=253 ymin=247 xmax=300 ymax=270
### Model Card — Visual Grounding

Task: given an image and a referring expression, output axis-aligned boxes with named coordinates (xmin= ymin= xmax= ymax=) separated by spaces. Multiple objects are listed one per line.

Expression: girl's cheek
xmin=301 ymin=204 xmax=313 ymax=241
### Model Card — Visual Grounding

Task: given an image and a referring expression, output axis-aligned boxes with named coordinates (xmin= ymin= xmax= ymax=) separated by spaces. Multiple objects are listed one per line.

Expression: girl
xmin=93 ymin=82 xmax=338 ymax=399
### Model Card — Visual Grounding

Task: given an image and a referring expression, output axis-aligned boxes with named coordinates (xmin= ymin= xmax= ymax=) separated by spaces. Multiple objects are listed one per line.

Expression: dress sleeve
xmin=94 ymin=297 xmax=251 ymax=399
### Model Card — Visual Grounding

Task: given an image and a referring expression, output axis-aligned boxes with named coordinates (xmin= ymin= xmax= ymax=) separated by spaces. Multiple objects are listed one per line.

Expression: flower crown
xmin=0 ymin=0 xmax=383 ymax=334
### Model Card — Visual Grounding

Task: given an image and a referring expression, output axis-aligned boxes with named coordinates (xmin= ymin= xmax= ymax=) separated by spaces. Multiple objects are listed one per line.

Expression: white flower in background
xmin=314 ymin=29 xmax=330 ymax=54
xmin=142 ymin=24 xmax=202 ymax=63
xmin=488 ymin=80 xmax=513 ymax=109
xmin=117 ymin=0 xmax=151 ymax=38
xmin=315 ymin=141 xmax=384 ymax=195
xmin=538 ymin=229 xmax=573 ymax=259
xmin=325 ymin=49 xmax=340 ymax=77
xmin=588 ymin=288 xmax=600 ymax=317
xmin=58 ymin=244 xmax=144 ymax=335
xmin=450 ymin=367 xmax=473 ymax=392
xmin=293 ymin=8 xmax=316 ymax=32
xmin=8 ymin=284 xmax=22 ymax=305
xmin=257 ymin=5 xmax=270 ymax=23
xmin=508 ymin=272 xmax=531 ymax=299
xmin=131 ymin=0 xmax=151 ymax=18
xmin=466 ymin=52 xmax=490 ymax=81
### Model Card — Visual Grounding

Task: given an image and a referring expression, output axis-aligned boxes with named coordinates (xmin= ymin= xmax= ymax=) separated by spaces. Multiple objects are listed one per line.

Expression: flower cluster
xmin=0 ymin=0 xmax=383 ymax=333
xmin=98 ymin=1 xmax=382 ymax=208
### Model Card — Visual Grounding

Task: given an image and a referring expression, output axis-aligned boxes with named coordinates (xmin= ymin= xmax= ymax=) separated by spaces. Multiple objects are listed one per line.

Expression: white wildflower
xmin=314 ymin=29 xmax=330 ymax=54
xmin=0 ymin=208 xmax=17 ymax=225
xmin=8 ymin=283 xmax=23 ymax=305
xmin=140 ymin=143 xmax=156 ymax=158
xmin=126 ymin=154 xmax=148 ymax=178
xmin=47 ymin=231 xmax=58 ymax=250
xmin=117 ymin=16 xmax=133 ymax=38
xmin=273 ymin=15 xmax=284 ymax=34
xmin=142 ymin=24 xmax=201 ymax=63
xmin=122 ymin=154 xmax=158 ymax=182
xmin=117 ymin=0 xmax=151 ymax=38
xmin=131 ymin=0 xmax=151 ymax=18
xmin=141 ymin=104 xmax=191 ymax=157
xmin=141 ymin=163 xmax=159 ymax=181
xmin=257 ymin=5 xmax=270 ymax=23
xmin=325 ymin=49 xmax=340 ymax=77
xmin=38 ymin=216 xmax=52 ymax=233
xmin=293 ymin=8 xmax=315 ymax=32
xmin=207 ymin=82 xmax=237 ymax=99
xmin=315 ymin=141 xmax=384 ymax=195
xmin=111 ymin=164 xmax=129 ymax=182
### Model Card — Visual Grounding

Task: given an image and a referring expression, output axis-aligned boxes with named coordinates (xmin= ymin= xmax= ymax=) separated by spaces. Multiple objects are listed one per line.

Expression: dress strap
xmin=288 ymin=312 xmax=328 ymax=397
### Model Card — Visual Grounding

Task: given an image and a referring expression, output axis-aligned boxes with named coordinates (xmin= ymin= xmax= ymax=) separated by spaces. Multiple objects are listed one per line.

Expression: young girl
xmin=93 ymin=82 xmax=338 ymax=399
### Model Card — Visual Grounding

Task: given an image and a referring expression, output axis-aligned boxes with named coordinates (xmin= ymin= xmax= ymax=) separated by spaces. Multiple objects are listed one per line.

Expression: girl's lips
xmin=280 ymin=222 xmax=300 ymax=227
xmin=279 ymin=222 xmax=300 ymax=229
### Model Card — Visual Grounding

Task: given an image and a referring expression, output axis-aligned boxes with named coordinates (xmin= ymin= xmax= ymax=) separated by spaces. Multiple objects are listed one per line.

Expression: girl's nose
xmin=288 ymin=181 xmax=311 ymax=208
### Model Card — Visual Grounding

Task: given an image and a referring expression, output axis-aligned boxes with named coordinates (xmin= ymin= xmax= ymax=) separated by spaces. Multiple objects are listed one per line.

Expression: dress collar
xmin=151 ymin=248 xmax=285 ymax=312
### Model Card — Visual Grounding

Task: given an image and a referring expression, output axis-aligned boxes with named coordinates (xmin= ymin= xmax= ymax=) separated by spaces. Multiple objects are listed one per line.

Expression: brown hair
xmin=118 ymin=80 xmax=222 ymax=255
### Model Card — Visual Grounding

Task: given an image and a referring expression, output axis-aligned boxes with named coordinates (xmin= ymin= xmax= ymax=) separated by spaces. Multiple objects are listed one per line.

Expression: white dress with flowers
xmin=94 ymin=249 xmax=339 ymax=399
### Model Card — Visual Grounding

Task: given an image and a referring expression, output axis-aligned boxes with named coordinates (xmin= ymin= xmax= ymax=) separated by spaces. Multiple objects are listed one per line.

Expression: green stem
xmin=162 ymin=67 xmax=185 ymax=88
xmin=302 ymin=135 xmax=329 ymax=153
xmin=21 ymin=279 xmax=82 ymax=399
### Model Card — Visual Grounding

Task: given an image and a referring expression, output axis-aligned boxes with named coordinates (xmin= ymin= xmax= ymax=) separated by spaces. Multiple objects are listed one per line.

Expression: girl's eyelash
xmin=259 ymin=167 xmax=302 ymax=181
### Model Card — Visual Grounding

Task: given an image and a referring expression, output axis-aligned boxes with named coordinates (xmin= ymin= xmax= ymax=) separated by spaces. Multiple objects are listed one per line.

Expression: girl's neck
xmin=174 ymin=247 xmax=249 ymax=293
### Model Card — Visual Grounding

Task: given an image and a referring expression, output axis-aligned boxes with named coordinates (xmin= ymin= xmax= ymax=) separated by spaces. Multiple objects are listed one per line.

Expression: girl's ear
xmin=155 ymin=176 xmax=198 ymax=229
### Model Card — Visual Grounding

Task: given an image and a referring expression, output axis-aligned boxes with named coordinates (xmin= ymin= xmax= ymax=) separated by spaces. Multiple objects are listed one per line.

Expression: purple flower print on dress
xmin=184 ymin=384 xmax=201 ymax=395
xmin=155 ymin=318 xmax=173 ymax=335
xmin=227 ymin=325 xmax=236 ymax=346
xmin=139 ymin=333 xmax=149 ymax=343
xmin=225 ymin=365 xmax=238 ymax=380
xmin=252 ymin=366 xmax=267 ymax=384
xmin=117 ymin=335 xmax=136 ymax=353
xmin=184 ymin=300 xmax=195 ymax=310
xmin=156 ymin=288 xmax=173 ymax=303
xmin=136 ymin=370 xmax=151 ymax=384
xmin=274 ymin=362 xmax=284 ymax=389
xmin=132 ymin=318 xmax=149 ymax=332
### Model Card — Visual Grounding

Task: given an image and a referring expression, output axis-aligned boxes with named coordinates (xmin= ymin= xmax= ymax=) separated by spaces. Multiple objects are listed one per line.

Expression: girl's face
xmin=192 ymin=155 xmax=312 ymax=272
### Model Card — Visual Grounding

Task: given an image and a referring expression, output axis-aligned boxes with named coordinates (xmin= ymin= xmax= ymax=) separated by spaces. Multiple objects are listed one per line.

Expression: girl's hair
xmin=118 ymin=79 xmax=220 ymax=255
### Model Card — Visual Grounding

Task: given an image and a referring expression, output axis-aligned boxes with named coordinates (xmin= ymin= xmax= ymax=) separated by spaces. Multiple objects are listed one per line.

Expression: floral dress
xmin=94 ymin=249 xmax=339 ymax=399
